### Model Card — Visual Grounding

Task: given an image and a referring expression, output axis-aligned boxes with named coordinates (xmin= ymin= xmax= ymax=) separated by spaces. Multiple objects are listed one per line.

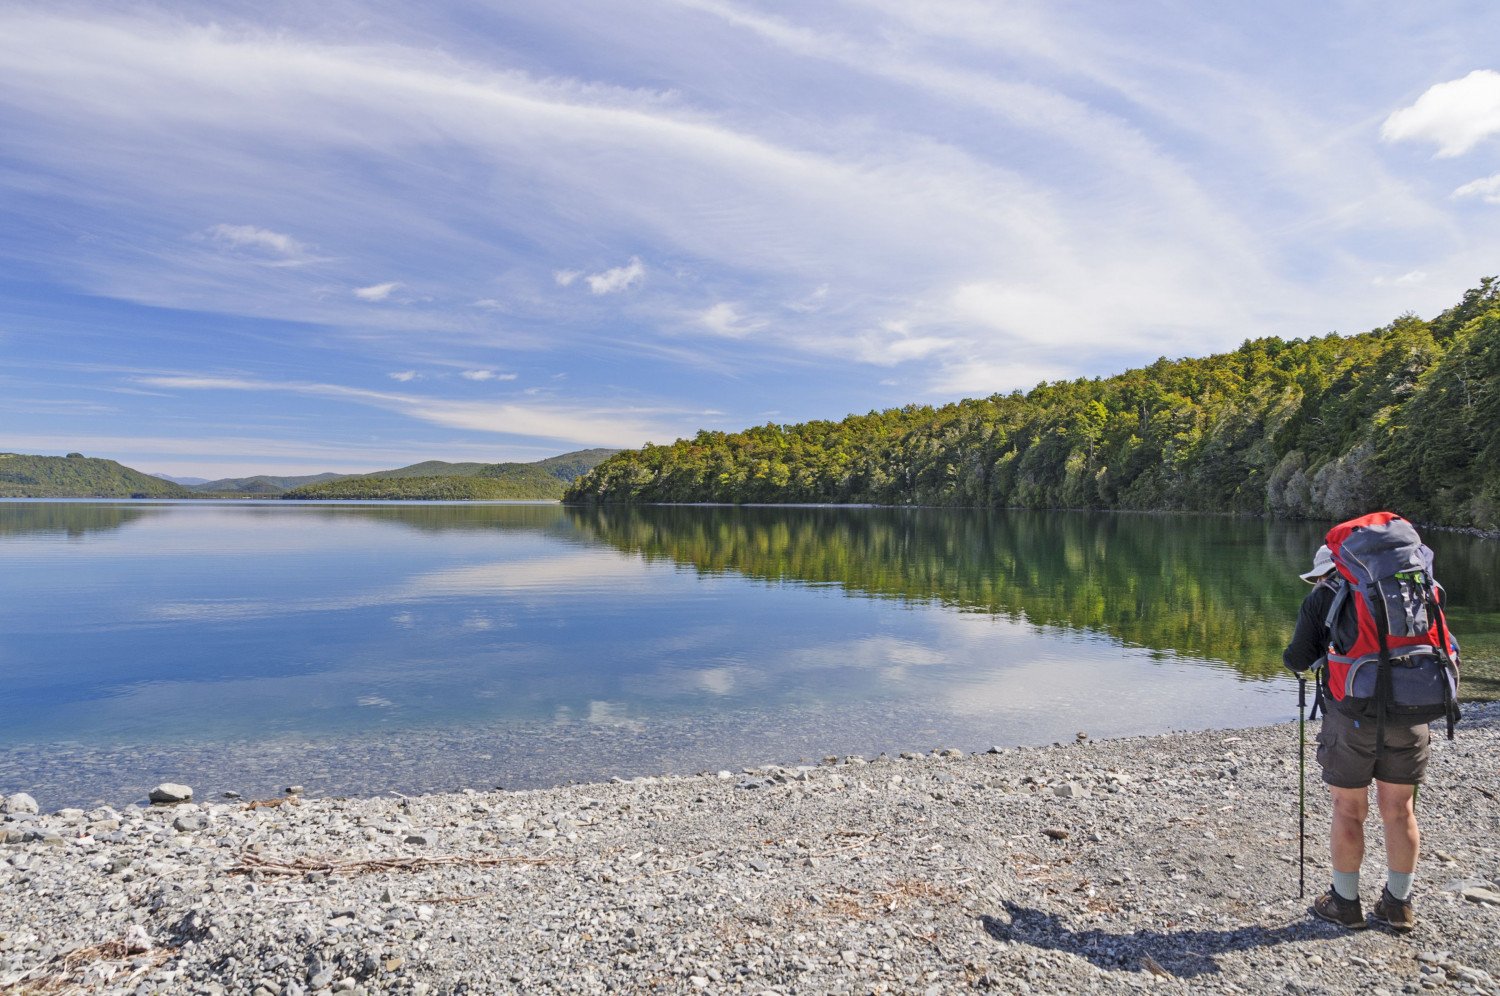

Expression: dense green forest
xmin=0 ymin=453 xmax=193 ymax=498
xmin=567 ymin=280 xmax=1500 ymax=531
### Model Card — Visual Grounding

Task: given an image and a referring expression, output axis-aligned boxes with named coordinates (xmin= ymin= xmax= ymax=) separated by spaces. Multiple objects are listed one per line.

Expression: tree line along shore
xmin=567 ymin=280 xmax=1500 ymax=533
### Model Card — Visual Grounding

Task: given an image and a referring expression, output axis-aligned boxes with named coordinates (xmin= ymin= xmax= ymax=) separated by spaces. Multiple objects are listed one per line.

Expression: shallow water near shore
xmin=3 ymin=500 xmax=1497 ymax=808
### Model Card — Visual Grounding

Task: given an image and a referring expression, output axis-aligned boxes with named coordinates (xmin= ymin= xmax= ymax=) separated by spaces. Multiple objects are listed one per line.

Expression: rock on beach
xmin=147 ymin=782 xmax=194 ymax=804
xmin=1 ymin=703 xmax=1497 ymax=995
xmin=1 ymin=793 xmax=37 ymax=815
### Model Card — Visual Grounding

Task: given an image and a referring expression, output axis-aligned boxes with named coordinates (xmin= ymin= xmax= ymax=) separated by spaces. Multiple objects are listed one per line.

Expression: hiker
xmin=1285 ymin=542 xmax=1429 ymax=931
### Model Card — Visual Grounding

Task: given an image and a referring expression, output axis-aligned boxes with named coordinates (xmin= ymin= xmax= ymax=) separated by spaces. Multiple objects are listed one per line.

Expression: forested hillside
xmin=189 ymin=473 xmax=346 ymax=494
xmin=566 ymin=280 xmax=1500 ymax=530
xmin=283 ymin=468 xmax=567 ymax=500
xmin=282 ymin=448 xmax=617 ymax=500
xmin=0 ymin=453 xmax=193 ymax=498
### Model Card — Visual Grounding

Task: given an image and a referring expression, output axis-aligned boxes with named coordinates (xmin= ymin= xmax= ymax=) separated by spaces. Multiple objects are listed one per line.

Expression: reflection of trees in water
xmin=0 ymin=501 xmax=575 ymax=540
xmin=0 ymin=503 xmax=158 ymax=538
xmin=268 ymin=502 xmax=571 ymax=536
xmin=567 ymin=506 xmax=1500 ymax=690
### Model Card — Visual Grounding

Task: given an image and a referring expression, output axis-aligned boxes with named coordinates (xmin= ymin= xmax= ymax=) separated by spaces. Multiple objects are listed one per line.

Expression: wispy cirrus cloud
xmin=354 ymin=282 xmax=402 ymax=302
xmin=1 ymin=4 xmax=1497 ymax=477
xmin=134 ymin=374 xmax=699 ymax=448
xmin=1454 ymin=173 xmax=1500 ymax=205
xmin=201 ymin=223 xmax=308 ymax=258
xmin=698 ymin=302 xmax=766 ymax=338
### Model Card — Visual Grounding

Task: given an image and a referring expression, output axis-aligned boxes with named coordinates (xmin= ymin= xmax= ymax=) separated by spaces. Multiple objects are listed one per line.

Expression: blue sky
xmin=2 ymin=1 xmax=1498 ymax=478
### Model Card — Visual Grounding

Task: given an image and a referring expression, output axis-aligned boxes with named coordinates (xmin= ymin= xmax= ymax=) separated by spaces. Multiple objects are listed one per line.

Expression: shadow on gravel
xmin=981 ymin=902 xmax=1312 ymax=979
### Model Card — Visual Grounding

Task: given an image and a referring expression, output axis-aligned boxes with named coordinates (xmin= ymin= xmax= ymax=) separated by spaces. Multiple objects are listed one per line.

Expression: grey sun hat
xmin=1299 ymin=544 xmax=1335 ymax=582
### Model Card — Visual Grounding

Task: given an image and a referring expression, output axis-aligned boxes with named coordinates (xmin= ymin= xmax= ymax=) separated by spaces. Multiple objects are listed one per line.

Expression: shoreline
xmin=3 ymin=705 xmax=1498 ymax=995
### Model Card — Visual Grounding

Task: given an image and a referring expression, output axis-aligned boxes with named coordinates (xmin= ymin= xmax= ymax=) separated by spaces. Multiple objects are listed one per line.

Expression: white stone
xmin=1 ymin=793 xmax=38 ymax=815
xmin=149 ymin=783 xmax=193 ymax=804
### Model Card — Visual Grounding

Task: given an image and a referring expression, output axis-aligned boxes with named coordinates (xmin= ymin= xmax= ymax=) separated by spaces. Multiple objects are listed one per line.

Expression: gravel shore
xmin=3 ymin=704 xmax=1497 ymax=995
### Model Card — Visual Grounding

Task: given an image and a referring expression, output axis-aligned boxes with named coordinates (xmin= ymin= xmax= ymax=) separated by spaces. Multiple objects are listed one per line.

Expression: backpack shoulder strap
xmin=1322 ymin=577 xmax=1349 ymax=633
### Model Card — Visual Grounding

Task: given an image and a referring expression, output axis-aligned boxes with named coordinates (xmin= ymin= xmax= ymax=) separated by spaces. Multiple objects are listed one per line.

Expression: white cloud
xmin=1382 ymin=70 xmax=1500 ymax=157
xmin=785 ymin=284 xmax=829 ymax=313
xmin=699 ymin=301 xmax=766 ymax=338
xmin=927 ymin=359 xmax=1076 ymax=397
xmin=584 ymin=257 xmax=645 ymax=295
xmin=202 ymin=223 xmax=306 ymax=257
xmin=1373 ymin=269 xmax=1434 ymax=288
xmin=1 ymin=5 xmax=1496 ymax=437
xmin=134 ymin=374 xmax=692 ymax=448
xmin=354 ymin=281 xmax=401 ymax=301
xmin=461 ymin=369 xmax=517 ymax=381
xmin=388 ymin=370 xmax=418 ymax=382
xmin=1454 ymin=173 xmax=1500 ymax=205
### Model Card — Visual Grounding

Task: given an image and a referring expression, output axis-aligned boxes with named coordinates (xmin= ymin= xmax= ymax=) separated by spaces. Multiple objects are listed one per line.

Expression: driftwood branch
xmin=228 ymin=851 xmax=562 ymax=878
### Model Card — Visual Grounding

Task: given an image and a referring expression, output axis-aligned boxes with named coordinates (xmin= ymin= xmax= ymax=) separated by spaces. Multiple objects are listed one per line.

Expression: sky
xmin=1 ymin=1 xmax=1498 ymax=479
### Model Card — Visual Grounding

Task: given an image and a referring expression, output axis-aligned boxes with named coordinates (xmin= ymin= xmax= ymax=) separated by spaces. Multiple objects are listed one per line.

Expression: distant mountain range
xmin=184 ymin=472 xmax=348 ymax=495
xmin=0 ymin=449 xmax=617 ymax=500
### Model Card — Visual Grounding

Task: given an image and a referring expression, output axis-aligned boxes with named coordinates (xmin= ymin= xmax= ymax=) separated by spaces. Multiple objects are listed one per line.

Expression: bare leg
xmin=1375 ymin=781 xmax=1419 ymax=874
xmin=1329 ymin=785 xmax=1369 ymax=874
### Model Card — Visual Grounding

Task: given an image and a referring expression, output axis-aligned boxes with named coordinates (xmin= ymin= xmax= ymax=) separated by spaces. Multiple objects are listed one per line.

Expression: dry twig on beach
xmin=0 ymin=938 xmax=175 ymax=996
xmin=227 ymin=851 xmax=562 ymax=878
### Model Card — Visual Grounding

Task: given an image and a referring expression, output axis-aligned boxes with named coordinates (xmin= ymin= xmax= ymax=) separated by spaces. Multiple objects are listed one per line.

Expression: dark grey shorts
xmin=1315 ymin=706 xmax=1429 ymax=788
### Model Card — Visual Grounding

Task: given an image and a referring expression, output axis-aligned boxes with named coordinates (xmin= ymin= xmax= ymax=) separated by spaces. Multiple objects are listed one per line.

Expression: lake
xmin=2 ymin=501 xmax=1495 ymax=808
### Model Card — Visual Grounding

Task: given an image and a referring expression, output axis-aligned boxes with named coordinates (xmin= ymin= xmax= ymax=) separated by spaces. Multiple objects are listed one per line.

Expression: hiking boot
xmin=1372 ymin=886 xmax=1416 ymax=932
xmin=1312 ymin=888 xmax=1367 ymax=929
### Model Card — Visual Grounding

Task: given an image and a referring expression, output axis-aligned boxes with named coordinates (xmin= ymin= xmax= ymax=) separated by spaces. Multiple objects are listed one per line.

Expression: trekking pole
xmin=1298 ymin=676 xmax=1307 ymax=899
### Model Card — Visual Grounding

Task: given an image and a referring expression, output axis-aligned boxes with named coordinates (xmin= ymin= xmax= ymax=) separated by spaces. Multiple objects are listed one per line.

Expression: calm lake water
xmin=3 ymin=501 xmax=1496 ymax=808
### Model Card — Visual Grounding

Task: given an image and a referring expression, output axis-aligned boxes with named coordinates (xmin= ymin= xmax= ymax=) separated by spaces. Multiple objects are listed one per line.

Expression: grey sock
xmin=1332 ymin=870 xmax=1360 ymax=902
xmin=1386 ymin=871 xmax=1414 ymax=901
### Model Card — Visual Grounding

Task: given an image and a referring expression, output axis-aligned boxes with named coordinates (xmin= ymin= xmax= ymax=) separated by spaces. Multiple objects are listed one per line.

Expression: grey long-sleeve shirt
xmin=1283 ymin=580 xmax=1337 ymax=674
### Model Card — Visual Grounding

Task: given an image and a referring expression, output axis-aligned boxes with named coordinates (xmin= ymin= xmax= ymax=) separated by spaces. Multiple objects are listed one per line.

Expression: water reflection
xmin=1 ymin=501 xmax=1494 ymax=806
xmin=564 ymin=505 xmax=1498 ymax=697
xmin=0 ymin=501 xmax=161 ymax=538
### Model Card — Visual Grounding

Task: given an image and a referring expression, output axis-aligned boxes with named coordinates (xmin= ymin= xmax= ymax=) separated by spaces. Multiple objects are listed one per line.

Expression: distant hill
xmin=352 ymin=449 xmax=619 ymax=483
xmin=281 ymin=448 xmax=619 ymax=500
xmin=189 ymin=473 xmax=347 ymax=495
xmin=151 ymin=472 xmax=209 ymax=485
xmin=0 ymin=448 xmax=619 ymax=500
xmin=0 ymin=453 xmax=194 ymax=498
xmin=356 ymin=460 xmax=496 ymax=479
xmin=530 ymin=448 xmax=620 ymax=482
xmin=284 ymin=468 xmax=567 ymax=500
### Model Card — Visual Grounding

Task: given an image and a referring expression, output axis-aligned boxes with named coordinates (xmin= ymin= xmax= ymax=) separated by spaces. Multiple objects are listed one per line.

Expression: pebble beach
xmin=2 ymin=704 xmax=1498 ymax=996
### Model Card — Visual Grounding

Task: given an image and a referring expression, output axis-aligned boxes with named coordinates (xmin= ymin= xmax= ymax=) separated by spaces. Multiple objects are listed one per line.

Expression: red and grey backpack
xmin=1319 ymin=511 xmax=1462 ymax=739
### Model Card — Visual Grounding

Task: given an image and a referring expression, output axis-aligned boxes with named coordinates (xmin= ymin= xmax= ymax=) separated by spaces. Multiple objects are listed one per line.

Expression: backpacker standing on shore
xmin=1283 ymin=511 xmax=1461 ymax=933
